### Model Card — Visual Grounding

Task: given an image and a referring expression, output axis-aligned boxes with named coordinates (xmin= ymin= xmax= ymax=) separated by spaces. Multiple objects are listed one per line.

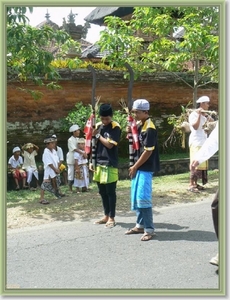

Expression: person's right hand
xmin=89 ymin=163 xmax=95 ymax=172
xmin=196 ymin=107 xmax=203 ymax=115
xmin=82 ymin=152 xmax=88 ymax=159
xmin=190 ymin=160 xmax=199 ymax=171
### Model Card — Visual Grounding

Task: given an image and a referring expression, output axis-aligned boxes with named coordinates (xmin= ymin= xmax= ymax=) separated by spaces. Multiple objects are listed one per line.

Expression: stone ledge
xmin=118 ymin=156 xmax=218 ymax=180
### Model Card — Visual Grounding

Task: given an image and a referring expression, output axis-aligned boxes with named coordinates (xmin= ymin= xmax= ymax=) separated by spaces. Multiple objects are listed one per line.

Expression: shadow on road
xmin=117 ymin=221 xmax=217 ymax=242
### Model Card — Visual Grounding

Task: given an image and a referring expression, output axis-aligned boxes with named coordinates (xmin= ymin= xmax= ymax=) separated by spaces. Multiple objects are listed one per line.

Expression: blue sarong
xmin=131 ymin=170 xmax=153 ymax=210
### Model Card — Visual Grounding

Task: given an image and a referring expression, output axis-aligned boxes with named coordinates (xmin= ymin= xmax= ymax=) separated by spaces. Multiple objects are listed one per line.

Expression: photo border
xmin=1 ymin=0 xmax=226 ymax=297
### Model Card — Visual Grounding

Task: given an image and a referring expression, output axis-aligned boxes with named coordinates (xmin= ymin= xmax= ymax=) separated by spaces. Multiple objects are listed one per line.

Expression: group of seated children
xmin=8 ymin=144 xmax=39 ymax=191
xmin=8 ymin=135 xmax=90 ymax=204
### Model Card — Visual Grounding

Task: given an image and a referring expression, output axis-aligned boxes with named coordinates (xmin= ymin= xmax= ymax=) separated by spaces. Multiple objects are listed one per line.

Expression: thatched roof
xmin=81 ymin=44 xmax=111 ymax=59
xmin=36 ymin=11 xmax=59 ymax=30
xmin=84 ymin=7 xmax=134 ymax=25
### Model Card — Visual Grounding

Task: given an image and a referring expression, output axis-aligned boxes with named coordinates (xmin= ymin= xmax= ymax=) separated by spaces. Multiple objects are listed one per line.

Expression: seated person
xmin=8 ymin=146 xmax=28 ymax=190
xmin=21 ymin=142 xmax=40 ymax=190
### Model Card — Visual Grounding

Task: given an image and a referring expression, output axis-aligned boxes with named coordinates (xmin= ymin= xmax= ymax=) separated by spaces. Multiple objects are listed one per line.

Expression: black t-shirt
xmin=134 ymin=118 xmax=160 ymax=173
xmin=96 ymin=121 xmax=121 ymax=168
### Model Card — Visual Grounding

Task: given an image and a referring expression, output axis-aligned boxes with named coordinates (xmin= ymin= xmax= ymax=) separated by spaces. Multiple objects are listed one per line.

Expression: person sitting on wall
xmin=21 ymin=143 xmax=40 ymax=190
xmin=8 ymin=146 xmax=29 ymax=190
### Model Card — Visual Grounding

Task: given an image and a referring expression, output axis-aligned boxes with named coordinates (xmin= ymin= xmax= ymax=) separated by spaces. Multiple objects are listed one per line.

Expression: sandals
xmin=105 ymin=221 xmax=116 ymax=228
xmin=54 ymin=192 xmax=62 ymax=199
xmin=30 ymin=187 xmax=37 ymax=191
xmin=94 ymin=219 xmax=116 ymax=228
xmin=140 ymin=232 xmax=156 ymax=241
xmin=125 ymin=227 xmax=144 ymax=235
xmin=196 ymin=184 xmax=205 ymax=190
xmin=39 ymin=199 xmax=50 ymax=205
xmin=125 ymin=227 xmax=156 ymax=240
xmin=94 ymin=218 xmax=108 ymax=225
xmin=187 ymin=187 xmax=200 ymax=193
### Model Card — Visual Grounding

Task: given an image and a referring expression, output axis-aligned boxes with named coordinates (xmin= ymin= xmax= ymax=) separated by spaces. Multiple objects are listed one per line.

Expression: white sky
xmin=25 ymin=6 xmax=105 ymax=44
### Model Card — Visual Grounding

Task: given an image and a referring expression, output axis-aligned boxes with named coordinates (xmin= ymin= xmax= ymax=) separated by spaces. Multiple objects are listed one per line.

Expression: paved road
xmin=6 ymin=197 xmax=219 ymax=295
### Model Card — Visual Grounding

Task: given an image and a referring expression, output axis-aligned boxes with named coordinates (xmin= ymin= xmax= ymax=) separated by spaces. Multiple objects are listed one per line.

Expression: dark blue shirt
xmin=96 ymin=121 xmax=121 ymax=168
xmin=134 ymin=118 xmax=160 ymax=173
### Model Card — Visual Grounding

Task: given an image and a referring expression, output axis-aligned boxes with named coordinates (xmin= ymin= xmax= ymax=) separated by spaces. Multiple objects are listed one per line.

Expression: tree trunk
xmin=193 ymin=58 xmax=199 ymax=108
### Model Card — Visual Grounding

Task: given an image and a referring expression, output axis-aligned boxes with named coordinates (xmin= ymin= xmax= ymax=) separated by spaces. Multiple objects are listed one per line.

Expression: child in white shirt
xmin=8 ymin=146 xmax=28 ymax=190
xmin=21 ymin=143 xmax=40 ymax=190
xmin=39 ymin=136 xmax=63 ymax=204
xmin=73 ymin=138 xmax=89 ymax=193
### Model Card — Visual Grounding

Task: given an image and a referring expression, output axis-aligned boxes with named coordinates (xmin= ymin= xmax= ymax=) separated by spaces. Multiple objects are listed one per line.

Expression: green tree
xmin=7 ymin=7 xmax=33 ymax=24
xmin=60 ymin=102 xmax=129 ymax=157
xmin=98 ymin=6 xmax=219 ymax=107
xmin=7 ymin=6 xmax=78 ymax=100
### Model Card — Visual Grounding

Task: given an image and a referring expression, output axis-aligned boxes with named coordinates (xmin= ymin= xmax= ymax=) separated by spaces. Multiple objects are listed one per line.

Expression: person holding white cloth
xmin=190 ymin=121 xmax=219 ymax=266
xmin=188 ymin=95 xmax=214 ymax=192
xmin=66 ymin=124 xmax=87 ymax=192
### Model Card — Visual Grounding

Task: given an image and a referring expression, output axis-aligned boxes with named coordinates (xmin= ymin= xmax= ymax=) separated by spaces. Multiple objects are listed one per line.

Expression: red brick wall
xmin=7 ymin=74 xmax=218 ymax=160
xmin=7 ymin=80 xmax=218 ymax=123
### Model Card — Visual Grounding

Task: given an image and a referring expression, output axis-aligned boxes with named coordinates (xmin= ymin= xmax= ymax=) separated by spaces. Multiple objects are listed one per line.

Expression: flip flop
xmin=187 ymin=187 xmax=200 ymax=193
xmin=140 ymin=232 xmax=156 ymax=241
xmin=39 ymin=199 xmax=50 ymax=205
xmin=94 ymin=219 xmax=108 ymax=225
xmin=59 ymin=193 xmax=66 ymax=197
xmin=125 ymin=227 xmax=144 ymax=234
xmin=196 ymin=184 xmax=205 ymax=190
xmin=105 ymin=221 xmax=116 ymax=228
xmin=30 ymin=187 xmax=37 ymax=191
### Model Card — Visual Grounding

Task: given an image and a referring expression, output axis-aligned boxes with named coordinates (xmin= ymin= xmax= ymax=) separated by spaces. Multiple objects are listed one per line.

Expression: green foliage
xmin=7 ymin=7 xmax=33 ymax=24
xmin=50 ymin=59 xmax=125 ymax=71
xmin=98 ymin=6 xmax=219 ymax=104
xmin=98 ymin=16 xmax=144 ymax=78
xmin=59 ymin=101 xmax=130 ymax=157
xmin=60 ymin=101 xmax=127 ymax=134
xmin=60 ymin=102 xmax=92 ymax=131
xmin=167 ymin=101 xmax=192 ymax=129
xmin=7 ymin=6 xmax=80 ymax=100
xmin=56 ymin=39 xmax=82 ymax=59
xmin=60 ymin=101 xmax=191 ymax=157
xmin=7 ymin=23 xmax=70 ymax=82
xmin=17 ymin=87 xmax=44 ymax=101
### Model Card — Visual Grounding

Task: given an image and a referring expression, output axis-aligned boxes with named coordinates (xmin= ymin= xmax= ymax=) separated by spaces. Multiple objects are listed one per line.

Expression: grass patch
xmin=7 ymin=170 xmax=219 ymax=229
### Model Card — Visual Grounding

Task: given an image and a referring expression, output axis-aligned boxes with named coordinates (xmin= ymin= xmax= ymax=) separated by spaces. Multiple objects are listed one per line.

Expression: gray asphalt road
xmin=6 ymin=197 xmax=219 ymax=293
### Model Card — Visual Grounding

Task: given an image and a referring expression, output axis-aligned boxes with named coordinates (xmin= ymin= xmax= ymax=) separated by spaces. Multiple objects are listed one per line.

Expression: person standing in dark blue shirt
xmin=125 ymin=99 xmax=160 ymax=241
xmin=91 ymin=104 xmax=121 ymax=228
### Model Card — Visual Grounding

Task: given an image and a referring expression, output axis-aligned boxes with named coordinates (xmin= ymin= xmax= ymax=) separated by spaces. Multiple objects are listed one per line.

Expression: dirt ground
xmin=7 ymin=173 xmax=219 ymax=230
